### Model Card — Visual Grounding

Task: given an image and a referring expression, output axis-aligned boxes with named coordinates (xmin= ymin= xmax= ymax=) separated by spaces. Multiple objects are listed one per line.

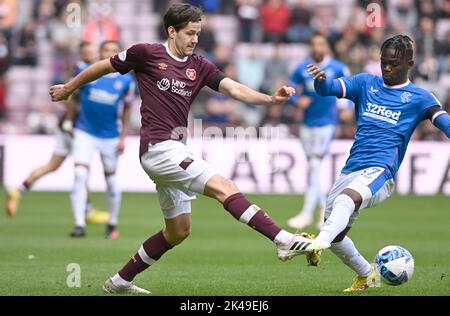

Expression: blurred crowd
xmin=0 ymin=0 xmax=448 ymax=141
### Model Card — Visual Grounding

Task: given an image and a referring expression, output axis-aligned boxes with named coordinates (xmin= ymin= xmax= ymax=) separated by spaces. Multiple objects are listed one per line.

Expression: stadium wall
xmin=2 ymin=135 xmax=449 ymax=195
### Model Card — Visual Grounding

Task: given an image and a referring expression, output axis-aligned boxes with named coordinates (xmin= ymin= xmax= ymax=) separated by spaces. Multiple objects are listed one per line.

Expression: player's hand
xmin=270 ymin=85 xmax=296 ymax=105
xmin=49 ymin=84 xmax=73 ymax=102
xmin=306 ymin=64 xmax=327 ymax=81
xmin=297 ymin=96 xmax=312 ymax=109
xmin=117 ymin=138 xmax=125 ymax=155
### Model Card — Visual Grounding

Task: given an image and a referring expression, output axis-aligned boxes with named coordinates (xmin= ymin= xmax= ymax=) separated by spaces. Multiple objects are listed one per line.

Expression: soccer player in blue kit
xmin=69 ymin=40 xmax=135 ymax=239
xmin=306 ymin=35 xmax=450 ymax=292
xmin=287 ymin=33 xmax=351 ymax=230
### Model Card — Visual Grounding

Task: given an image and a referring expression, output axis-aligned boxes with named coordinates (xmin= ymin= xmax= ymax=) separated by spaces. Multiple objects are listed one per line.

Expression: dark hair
xmin=79 ymin=41 xmax=94 ymax=51
xmin=163 ymin=3 xmax=203 ymax=36
xmin=381 ymin=35 xmax=414 ymax=60
xmin=310 ymin=32 xmax=330 ymax=47
xmin=100 ymin=40 xmax=122 ymax=51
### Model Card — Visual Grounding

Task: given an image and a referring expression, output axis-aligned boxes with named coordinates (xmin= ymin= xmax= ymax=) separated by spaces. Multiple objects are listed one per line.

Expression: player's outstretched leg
xmin=311 ymin=193 xmax=356 ymax=248
xmin=288 ymin=157 xmax=322 ymax=229
xmin=6 ymin=154 xmax=66 ymax=217
xmin=104 ymin=173 xmax=121 ymax=239
xmin=204 ymin=175 xmax=329 ymax=261
xmin=70 ymin=165 xmax=90 ymax=237
xmin=103 ymin=214 xmax=189 ymax=294
xmin=331 ymin=236 xmax=380 ymax=292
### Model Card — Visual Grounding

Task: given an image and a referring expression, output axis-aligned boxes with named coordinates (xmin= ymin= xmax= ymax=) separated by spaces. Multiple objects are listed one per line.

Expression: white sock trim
xmin=111 ymin=273 xmax=131 ymax=287
xmin=138 ymin=245 xmax=155 ymax=266
xmin=239 ymin=204 xmax=260 ymax=224
xmin=274 ymin=230 xmax=293 ymax=246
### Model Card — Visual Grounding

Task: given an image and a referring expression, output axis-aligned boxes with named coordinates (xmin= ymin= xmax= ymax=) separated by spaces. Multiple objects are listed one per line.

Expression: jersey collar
xmin=163 ymin=42 xmax=188 ymax=63
xmin=317 ymin=56 xmax=331 ymax=68
xmin=383 ymin=79 xmax=411 ymax=89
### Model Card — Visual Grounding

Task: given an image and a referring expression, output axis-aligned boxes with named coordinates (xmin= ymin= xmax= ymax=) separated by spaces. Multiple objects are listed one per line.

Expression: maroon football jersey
xmin=110 ymin=43 xmax=221 ymax=157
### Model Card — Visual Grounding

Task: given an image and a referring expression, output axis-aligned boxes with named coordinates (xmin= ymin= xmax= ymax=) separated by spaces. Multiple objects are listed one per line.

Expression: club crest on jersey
xmin=401 ymin=92 xmax=412 ymax=103
xmin=118 ymin=50 xmax=127 ymax=61
xmin=158 ymin=63 xmax=168 ymax=70
xmin=186 ymin=68 xmax=196 ymax=80
xmin=157 ymin=78 xmax=170 ymax=91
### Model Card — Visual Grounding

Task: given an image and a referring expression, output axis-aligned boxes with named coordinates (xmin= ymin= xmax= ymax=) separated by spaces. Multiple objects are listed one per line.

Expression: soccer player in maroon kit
xmin=50 ymin=4 xmax=327 ymax=294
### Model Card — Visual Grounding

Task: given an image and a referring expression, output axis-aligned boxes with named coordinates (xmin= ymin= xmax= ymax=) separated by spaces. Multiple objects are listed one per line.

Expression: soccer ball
xmin=374 ymin=245 xmax=414 ymax=286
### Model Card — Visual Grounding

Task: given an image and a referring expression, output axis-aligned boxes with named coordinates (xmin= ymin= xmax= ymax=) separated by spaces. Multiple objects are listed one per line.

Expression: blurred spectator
xmin=234 ymin=0 xmax=260 ymax=43
xmin=236 ymin=46 xmax=266 ymax=126
xmin=0 ymin=74 xmax=5 ymax=119
xmin=195 ymin=14 xmax=216 ymax=60
xmin=48 ymin=7 xmax=83 ymax=83
xmin=416 ymin=0 xmax=439 ymax=20
xmin=286 ymin=0 xmax=312 ymax=43
xmin=197 ymin=62 xmax=239 ymax=130
xmin=415 ymin=16 xmax=441 ymax=59
xmin=186 ymin=0 xmax=221 ymax=13
xmin=12 ymin=20 xmax=38 ymax=66
xmin=26 ymin=102 xmax=58 ymax=134
xmin=0 ymin=0 xmax=16 ymax=41
xmin=82 ymin=0 xmax=119 ymax=45
xmin=363 ymin=45 xmax=382 ymax=77
xmin=388 ymin=0 xmax=418 ymax=34
xmin=34 ymin=0 xmax=56 ymax=25
xmin=260 ymin=0 xmax=290 ymax=43
xmin=260 ymin=44 xmax=288 ymax=94
xmin=236 ymin=45 xmax=265 ymax=91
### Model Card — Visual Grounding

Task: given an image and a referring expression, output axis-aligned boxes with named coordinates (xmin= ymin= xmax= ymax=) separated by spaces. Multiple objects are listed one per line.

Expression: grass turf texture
xmin=0 ymin=191 xmax=449 ymax=296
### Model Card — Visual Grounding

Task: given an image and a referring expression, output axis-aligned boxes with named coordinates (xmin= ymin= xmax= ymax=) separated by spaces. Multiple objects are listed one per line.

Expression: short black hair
xmin=79 ymin=41 xmax=93 ymax=51
xmin=163 ymin=3 xmax=203 ymax=36
xmin=381 ymin=35 xmax=414 ymax=60
xmin=310 ymin=32 xmax=331 ymax=47
xmin=100 ymin=40 xmax=121 ymax=51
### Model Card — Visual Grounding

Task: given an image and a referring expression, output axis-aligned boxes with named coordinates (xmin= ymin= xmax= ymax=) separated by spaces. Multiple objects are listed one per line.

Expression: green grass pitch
xmin=0 ymin=191 xmax=449 ymax=296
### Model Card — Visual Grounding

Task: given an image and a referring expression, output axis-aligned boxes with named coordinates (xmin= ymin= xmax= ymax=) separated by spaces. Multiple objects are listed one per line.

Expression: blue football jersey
xmin=337 ymin=73 xmax=441 ymax=178
xmin=75 ymin=63 xmax=135 ymax=138
xmin=290 ymin=57 xmax=351 ymax=127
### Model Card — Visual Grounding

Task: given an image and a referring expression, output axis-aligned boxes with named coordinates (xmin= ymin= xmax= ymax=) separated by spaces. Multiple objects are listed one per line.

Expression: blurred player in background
xmin=5 ymin=41 xmax=108 ymax=225
xmin=50 ymin=3 xmax=325 ymax=294
xmin=287 ymin=33 xmax=352 ymax=230
xmin=68 ymin=40 xmax=135 ymax=239
xmin=306 ymin=35 xmax=450 ymax=292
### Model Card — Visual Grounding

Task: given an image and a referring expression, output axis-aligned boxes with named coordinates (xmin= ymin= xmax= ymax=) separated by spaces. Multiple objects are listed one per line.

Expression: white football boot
xmin=102 ymin=278 xmax=151 ymax=294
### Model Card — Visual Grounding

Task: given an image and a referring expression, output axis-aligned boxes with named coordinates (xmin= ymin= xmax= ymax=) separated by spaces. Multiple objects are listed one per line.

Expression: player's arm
xmin=118 ymin=102 xmax=132 ymax=154
xmin=289 ymin=68 xmax=312 ymax=109
xmin=427 ymin=106 xmax=450 ymax=138
xmin=218 ymin=77 xmax=295 ymax=106
xmin=307 ymin=64 xmax=344 ymax=97
xmin=61 ymin=97 xmax=78 ymax=135
xmin=49 ymin=59 xmax=116 ymax=102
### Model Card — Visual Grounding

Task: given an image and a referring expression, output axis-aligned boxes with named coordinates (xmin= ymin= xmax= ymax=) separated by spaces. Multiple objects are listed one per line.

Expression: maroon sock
xmin=223 ymin=193 xmax=282 ymax=241
xmin=118 ymin=230 xmax=173 ymax=282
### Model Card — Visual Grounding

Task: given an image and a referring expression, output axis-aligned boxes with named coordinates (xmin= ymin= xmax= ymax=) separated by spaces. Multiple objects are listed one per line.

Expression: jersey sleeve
xmin=420 ymin=91 xmax=442 ymax=120
xmin=199 ymin=56 xmax=222 ymax=90
xmin=337 ymin=73 xmax=371 ymax=102
xmin=288 ymin=65 xmax=305 ymax=104
xmin=123 ymin=76 xmax=136 ymax=104
xmin=110 ymin=43 xmax=149 ymax=75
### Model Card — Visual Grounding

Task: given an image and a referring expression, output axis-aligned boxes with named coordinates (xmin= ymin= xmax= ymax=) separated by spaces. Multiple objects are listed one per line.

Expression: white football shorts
xmin=300 ymin=124 xmax=335 ymax=158
xmin=53 ymin=128 xmax=73 ymax=157
xmin=140 ymin=140 xmax=218 ymax=219
xmin=324 ymin=166 xmax=395 ymax=227
xmin=72 ymin=129 xmax=119 ymax=173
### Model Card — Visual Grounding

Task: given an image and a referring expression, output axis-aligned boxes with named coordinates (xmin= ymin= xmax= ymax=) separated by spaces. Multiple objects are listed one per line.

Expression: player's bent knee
xmin=166 ymin=227 xmax=191 ymax=245
xmin=331 ymin=226 xmax=351 ymax=243
xmin=204 ymin=175 xmax=239 ymax=203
